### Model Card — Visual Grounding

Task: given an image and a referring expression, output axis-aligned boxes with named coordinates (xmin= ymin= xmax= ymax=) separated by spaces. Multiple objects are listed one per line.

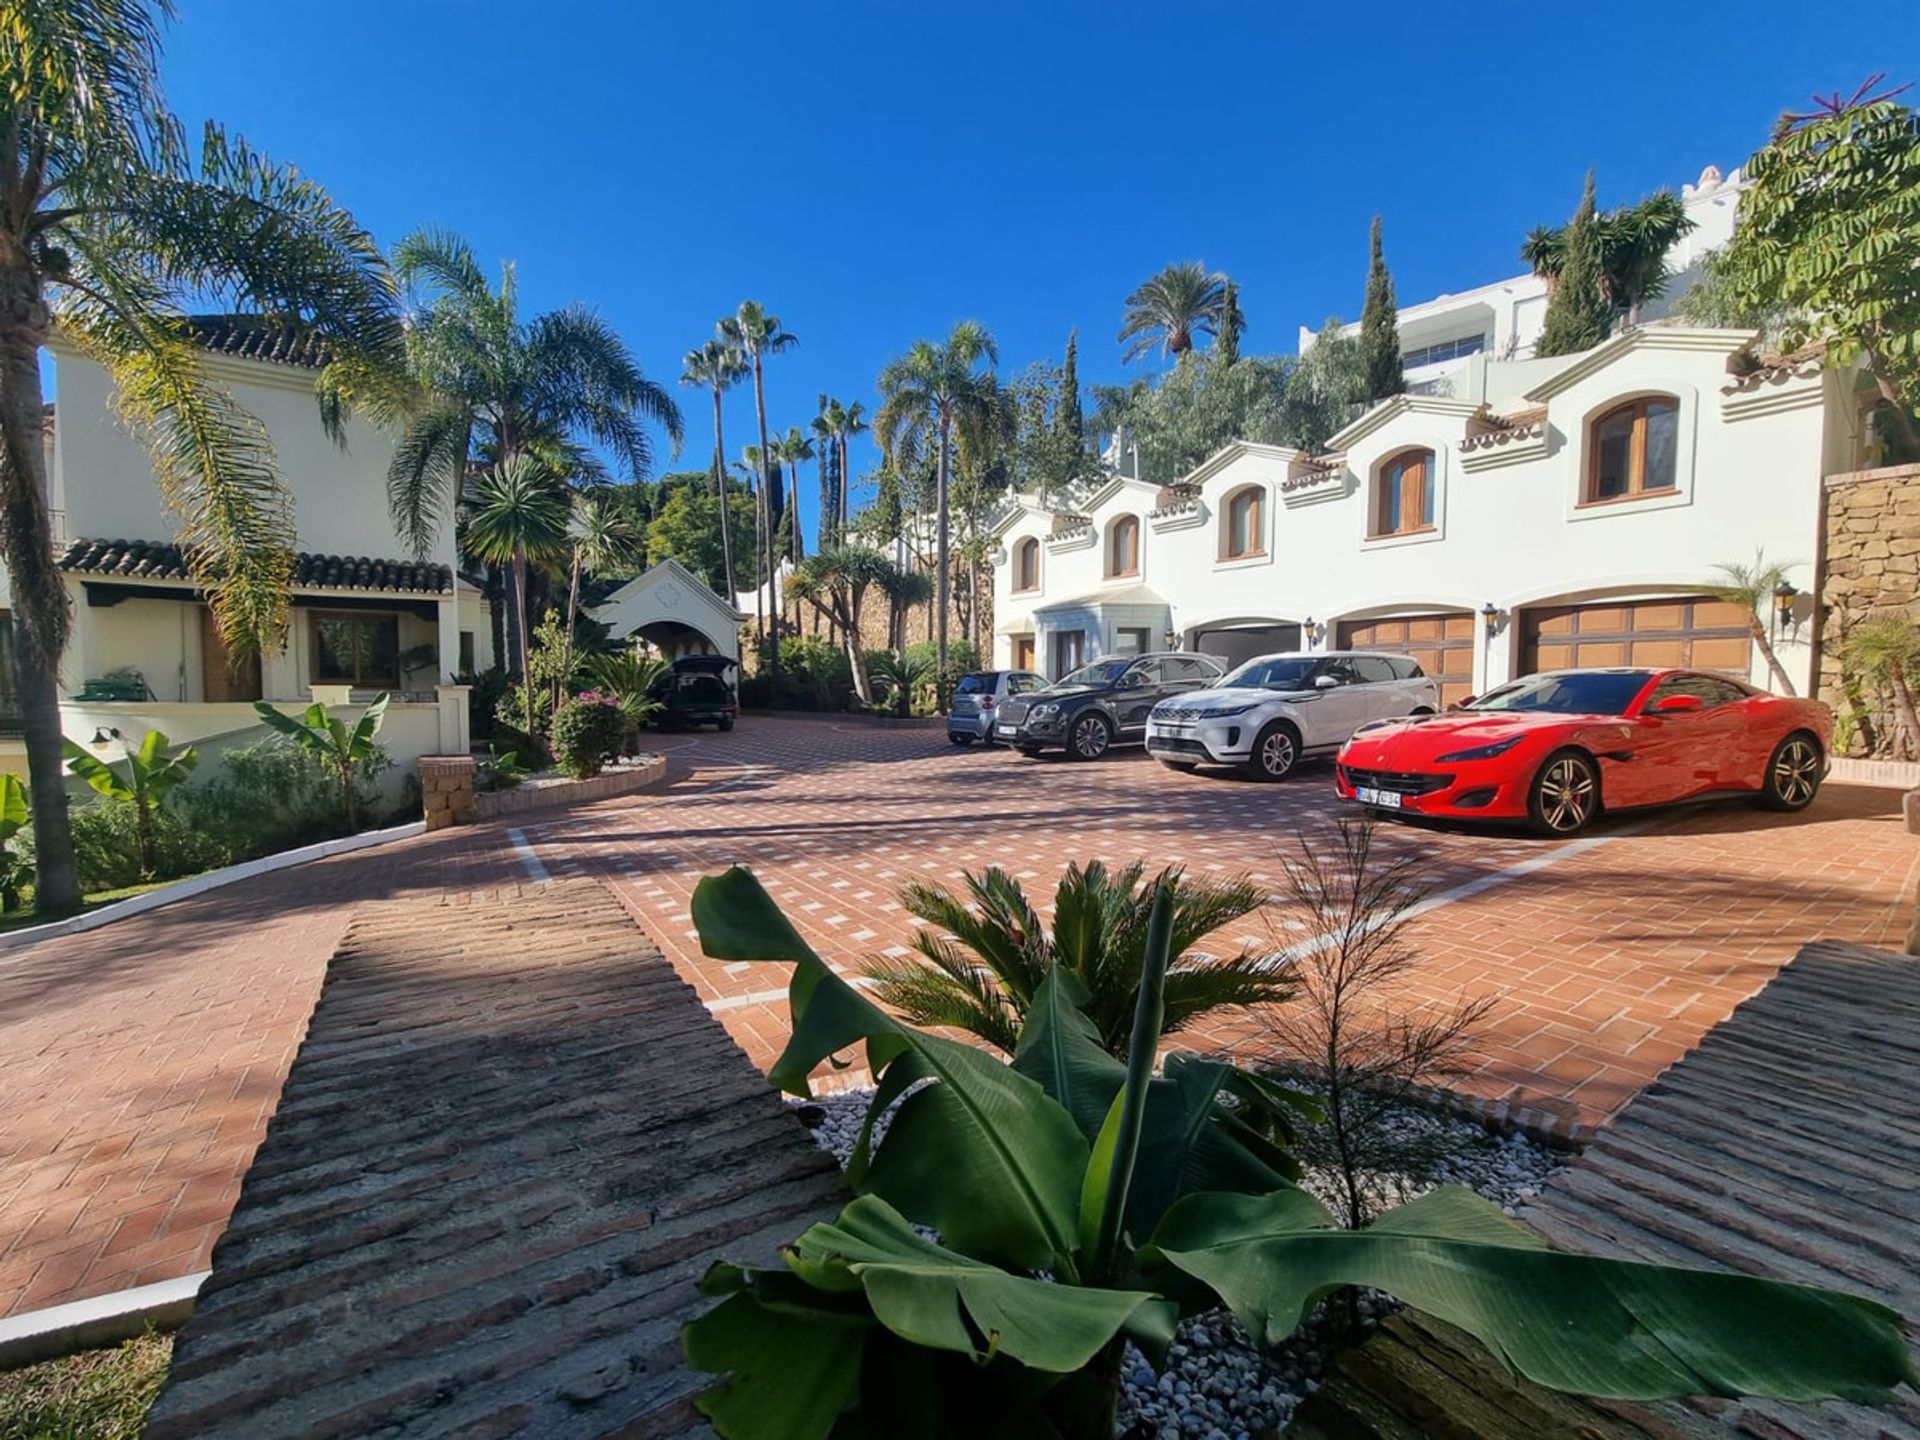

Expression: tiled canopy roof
xmin=183 ymin=314 xmax=330 ymax=369
xmin=60 ymin=538 xmax=453 ymax=595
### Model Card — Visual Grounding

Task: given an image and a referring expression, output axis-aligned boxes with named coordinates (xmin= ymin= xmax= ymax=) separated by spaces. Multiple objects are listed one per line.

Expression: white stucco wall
xmin=995 ymin=328 xmax=1841 ymax=696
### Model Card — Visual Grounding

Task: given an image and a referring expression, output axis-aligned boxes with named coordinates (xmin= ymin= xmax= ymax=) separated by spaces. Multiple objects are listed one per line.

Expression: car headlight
xmin=1434 ymin=736 xmax=1524 ymax=763
xmin=1030 ymin=702 xmax=1059 ymax=720
xmin=1197 ymin=703 xmax=1255 ymax=719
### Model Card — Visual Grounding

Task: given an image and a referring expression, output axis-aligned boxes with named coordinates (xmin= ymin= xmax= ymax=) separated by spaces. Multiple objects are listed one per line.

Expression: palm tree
xmin=811 ymin=397 xmax=840 ymax=546
xmin=773 ymin=427 xmax=815 ymax=564
xmin=464 ymin=457 xmax=571 ymax=737
xmin=1844 ymin=613 xmax=1920 ymax=758
xmin=1523 ymin=191 xmax=1696 ymax=326
xmin=0 ymin=0 xmax=399 ymax=911
xmin=558 ymin=491 xmax=640 ymax=688
xmin=680 ymin=340 xmax=747 ymax=599
xmin=1118 ymin=262 xmax=1229 ymax=363
xmin=718 ymin=302 xmax=797 ymax=676
xmin=839 ymin=400 xmax=868 ymax=531
xmin=733 ymin=447 xmax=767 ymax=650
xmin=860 ymin=861 xmax=1295 ymax=1058
xmin=785 ymin=544 xmax=900 ymax=705
xmin=384 ymin=227 xmax=682 ymax=659
xmin=1709 ymin=551 xmax=1801 ymax=696
xmin=876 ymin=322 xmax=999 ymax=684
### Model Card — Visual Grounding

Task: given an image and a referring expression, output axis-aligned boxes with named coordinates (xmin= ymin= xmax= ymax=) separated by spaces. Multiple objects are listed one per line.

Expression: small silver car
xmin=947 ymin=669 xmax=1047 ymax=746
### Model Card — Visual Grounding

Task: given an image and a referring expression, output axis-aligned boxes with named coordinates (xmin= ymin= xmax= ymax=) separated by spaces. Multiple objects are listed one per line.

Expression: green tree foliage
xmin=1708 ymin=550 xmax=1801 ymax=696
xmin=1215 ymin=281 xmax=1245 ymax=367
xmin=1360 ymin=216 xmax=1406 ymax=401
xmin=645 ymin=483 xmax=756 ymax=597
xmin=680 ymin=339 xmax=749 ymax=597
xmin=1523 ymin=189 xmax=1695 ymax=325
xmin=1092 ymin=351 xmax=1291 ymax=482
xmin=62 ymin=731 xmax=198 ymax=880
xmin=1708 ymin=80 xmax=1920 ymax=456
xmin=0 ymin=0 xmax=400 ymax=911
xmin=1279 ymin=321 xmax=1370 ymax=453
xmin=549 ymin=694 xmax=624 ymax=778
xmin=0 ymin=774 xmax=27 ymax=910
xmin=860 ymin=860 xmax=1294 ymax=1059
xmin=1119 ymin=262 xmax=1229 ymax=363
xmin=1059 ymin=329 xmax=1086 ymax=444
xmin=1536 ymin=172 xmax=1617 ymax=357
xmin=683 ymin=867 xmax=1918 ymax=1438
xmin=462 ymin=457 xmax=571 ymax=733
xmin=253 ymin=696 xmax=389 ymax=832
xmin=1843 ymin=612 xmax=1920 ymax=757
xmin=786 ymin=544 xmax=908 ymax=706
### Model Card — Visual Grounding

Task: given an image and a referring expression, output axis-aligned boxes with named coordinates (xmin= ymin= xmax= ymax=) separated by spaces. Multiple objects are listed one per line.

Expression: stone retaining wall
xmin=1817 ymin=463 xmax=1920 ymax=754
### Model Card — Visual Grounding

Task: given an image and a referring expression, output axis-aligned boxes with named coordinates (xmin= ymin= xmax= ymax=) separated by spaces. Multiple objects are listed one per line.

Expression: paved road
xmin=1 ymin=716 xmax=1912 ymax=1319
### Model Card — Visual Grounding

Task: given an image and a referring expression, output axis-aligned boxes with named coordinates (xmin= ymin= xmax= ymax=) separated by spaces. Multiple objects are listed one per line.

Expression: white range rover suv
xmin=1145 ymin=651 xmax=1440 ymax=780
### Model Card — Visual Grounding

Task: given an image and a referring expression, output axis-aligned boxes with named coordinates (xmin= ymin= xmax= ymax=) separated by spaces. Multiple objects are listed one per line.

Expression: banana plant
xmin=682 ymin=866 xmax=1916 ymax=1439
xmin=0 ymin=773 xmax=29 ymax=910
xmin=62 ymin=731 xmax=198 ymax=881
xmin=254 ymin=694 xmax=388 ymax=831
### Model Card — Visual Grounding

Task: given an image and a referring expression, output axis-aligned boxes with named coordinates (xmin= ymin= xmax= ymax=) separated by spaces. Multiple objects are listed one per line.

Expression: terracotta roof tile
xmin=60 ymin=537 xmax=453 ymax=594
xmin=183 ymin=313 xmax=330 ymax=370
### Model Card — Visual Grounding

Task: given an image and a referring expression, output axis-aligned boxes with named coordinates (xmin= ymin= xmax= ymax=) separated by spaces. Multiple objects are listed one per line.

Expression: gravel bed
xmin=787 ymin=1086 xmax=1568 ymax=1440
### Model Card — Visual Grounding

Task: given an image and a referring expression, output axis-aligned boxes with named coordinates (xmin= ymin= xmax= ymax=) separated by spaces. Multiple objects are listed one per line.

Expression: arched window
xmin=1373 ymin=449 xmax=1436 ymax=537
xmin=1222 ymin=486 xmax=1264 ymax=559
xmin=1587 ymin=397 xmax=1679 ymax=502
xmin=1013 ymin=537 xmax=1040 ymax=592
xmin=1107 ymin=516 xmax=1140 ymax=577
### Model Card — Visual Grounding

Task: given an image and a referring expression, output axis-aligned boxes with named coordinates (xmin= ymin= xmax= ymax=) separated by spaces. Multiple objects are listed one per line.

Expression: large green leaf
xmin=61 ymin=740 xmax=132 ymax=800
xmin=693 ymin=866 xmax=1088 ymax=1272
xmin=1147 ymin=1186 xmax=1919 ymax=1403
xmin=349 ymin=692 xmax=390 ymax=756
xmin=0 ymin=773 xmax=27 ymax=843
xmin=683 ymin=1272 xmax=867 ymax=1440
xmin=1010 ymin=968 xmax=1125 ymax=1139
xmin=787 ymin=1196 xmax=1174 ymax=1374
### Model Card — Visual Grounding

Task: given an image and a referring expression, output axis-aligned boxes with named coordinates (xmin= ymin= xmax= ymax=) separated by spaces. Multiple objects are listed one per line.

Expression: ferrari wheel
xmin=1755 ymin=731 xmax=1822 ymax=811
xmin=1527 ymin=750 xmax=1599 ymax=836
xmin=1067 ymin=712 xmax=1112 ymax=761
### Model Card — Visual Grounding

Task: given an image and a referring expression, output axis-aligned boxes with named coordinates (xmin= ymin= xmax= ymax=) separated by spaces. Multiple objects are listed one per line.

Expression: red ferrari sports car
xmin=1334 ymin=667 xmax=1831 ymax=836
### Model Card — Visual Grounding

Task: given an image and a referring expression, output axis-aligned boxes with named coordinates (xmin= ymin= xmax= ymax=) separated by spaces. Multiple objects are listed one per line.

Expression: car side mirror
xmin=1651 ymin=694 xmax=1704 ymax=714
xmin=1314 ymin=674 xmax=1340 ymax=689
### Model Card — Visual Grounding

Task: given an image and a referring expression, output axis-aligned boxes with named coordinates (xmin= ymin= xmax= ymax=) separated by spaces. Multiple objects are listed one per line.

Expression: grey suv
xmin=947 ymin=669 xmax=1046 ymax=745
xmin=994 ymin=652 xmax=1227 ymax=760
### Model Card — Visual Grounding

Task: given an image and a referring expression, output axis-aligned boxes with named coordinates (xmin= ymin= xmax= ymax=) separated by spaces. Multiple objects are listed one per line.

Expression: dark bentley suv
xmin=993 ymin=652 xmax=1226 ymax=760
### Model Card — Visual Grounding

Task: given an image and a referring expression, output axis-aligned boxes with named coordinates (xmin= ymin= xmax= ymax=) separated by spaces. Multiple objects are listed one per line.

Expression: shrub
xmin=683 ymin=867 xmax=1916 ymax=1437
xmin=463 ymin=666 xmax=511 ymax=742
xmin=550 ymin=693 xmax=624 ymax=778
xmin=65 ymin=798 xmax=226 ymax=892
xmin=175 ymin=738 xmax=388 ymax=863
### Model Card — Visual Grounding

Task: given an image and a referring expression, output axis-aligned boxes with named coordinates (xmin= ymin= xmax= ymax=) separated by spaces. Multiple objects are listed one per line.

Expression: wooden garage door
xmin=1519 ymin=598 xmax=1752 ymax=677
xmin=1338 ymin=612 xmax=1475 ymax=705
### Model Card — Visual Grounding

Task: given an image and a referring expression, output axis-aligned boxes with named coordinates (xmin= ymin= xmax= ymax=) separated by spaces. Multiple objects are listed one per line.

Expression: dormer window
xmin=1587 ymin=397 xmax=1678 ymax=502
xmin=1222 ymin=486 xmax=1264 ymax=559
xmin=1106 ymin=515 xmax=1140 ymax=577
xmin=1372 ymin=449 xmax=1435 ymax=538
xmin=1013 ymin=537 xmax=1040 ymax=593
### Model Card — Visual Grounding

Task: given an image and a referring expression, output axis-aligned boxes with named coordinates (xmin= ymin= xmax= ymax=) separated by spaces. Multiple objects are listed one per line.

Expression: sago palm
xmin=0 ymin=0 xmax=399 ymax=910
xmin=1709 ymin=550 xmax=1800 ymax=695
xmin=1118 ymin=262 xmax=1228 ymax=363
xmin=876 ymin=322 xmax=999 ymax=686
xmin=861 ymin=860 xmax=1294 ymax=1058
xmin=1844 ymin=612 xmax=1920 ymax=758
xmin=464 ymin=457 xmax=571 ymax=736
xmin=680 ymin=340 xmax=747 ymax=599
xmin=385 ymin=227 xmax=682 ymax=582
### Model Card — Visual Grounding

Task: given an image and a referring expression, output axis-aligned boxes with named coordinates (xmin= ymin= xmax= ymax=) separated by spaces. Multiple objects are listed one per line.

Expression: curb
xmin=0 ymin=822 xmax=427 ymax=956
xmin=0 ymin=1272 xmax=205 ymax=1370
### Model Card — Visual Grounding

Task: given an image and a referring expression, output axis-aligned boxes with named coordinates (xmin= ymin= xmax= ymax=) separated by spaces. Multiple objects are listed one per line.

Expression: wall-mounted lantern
xmin=1481 ymin=602 xmax=1503 ymax=639
xmin=1772 ymin=581 xmax=1800 ymax=630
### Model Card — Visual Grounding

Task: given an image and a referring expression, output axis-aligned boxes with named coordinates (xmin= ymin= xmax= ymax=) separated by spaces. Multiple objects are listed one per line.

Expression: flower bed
xmin=473 ymin=754 xmax=666 ymax=819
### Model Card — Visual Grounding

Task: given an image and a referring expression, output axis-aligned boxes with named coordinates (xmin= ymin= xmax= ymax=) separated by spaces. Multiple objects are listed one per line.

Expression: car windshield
xmin=955 ymin=673 xmax=996 ymax=694
xmin=1221 ymin=657 xmax=1319 ymax=690
xmin=1056 ymin=660 xmax=1134 ymax=688
xmin=1467 ymin=671 xmax=1650 ymax=716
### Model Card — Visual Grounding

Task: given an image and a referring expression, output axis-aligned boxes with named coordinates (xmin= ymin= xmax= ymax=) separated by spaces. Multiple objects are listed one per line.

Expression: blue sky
xmin=152 ymin=0 xmax=1914 ymax=542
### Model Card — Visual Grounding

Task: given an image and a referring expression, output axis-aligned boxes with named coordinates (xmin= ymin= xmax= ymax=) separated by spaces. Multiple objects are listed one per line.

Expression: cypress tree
xmin=1360 ymin=216 xmax=1404 ymax=401
xmin=1536 ymin=171 xmax=1615 ymax=357
xmin=1216 ymin=281 xmax=1245 ymax=367
xmin=1058 ymin=329 xmax=1085 ymax=447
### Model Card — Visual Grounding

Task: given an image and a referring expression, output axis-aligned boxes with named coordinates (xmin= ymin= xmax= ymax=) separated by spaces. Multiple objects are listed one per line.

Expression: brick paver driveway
xmin=1 ymin=714 xmax=1912 ymax=1320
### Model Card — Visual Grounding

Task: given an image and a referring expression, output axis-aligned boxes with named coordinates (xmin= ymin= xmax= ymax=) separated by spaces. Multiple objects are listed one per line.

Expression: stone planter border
xmin=474 ymin=755 xmax=667 ymax=819
xmin=1829 ymin=756 xmax=1920 ymax=789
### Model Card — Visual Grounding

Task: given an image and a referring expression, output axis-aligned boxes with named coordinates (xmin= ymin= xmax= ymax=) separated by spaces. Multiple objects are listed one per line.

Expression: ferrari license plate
xmin=1355 ymin=786 xmax=1403 ymax=809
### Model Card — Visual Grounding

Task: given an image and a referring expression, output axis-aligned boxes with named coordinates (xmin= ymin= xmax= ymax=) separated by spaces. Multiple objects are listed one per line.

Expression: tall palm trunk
xmin=1749 ymin=616 xmax=1797 ymax=697
xmin=750 ymin=471 xmax=765 ymax=665
xmin=749 ymin=355 xmax=780 ymax=688
xmin=559 ymin=546 xmax=584 ymax=704
xmin=817 ymin=444 xmax=831 ymax=547
xmin=1887 ymin=657 xmax=1920 ymax=759
xmin=839 ymin=435 xmax=851 ymax=533
xmin=935 ymin=411 xmax=952 ymax=691
xmin=709 ymin=386 xmax=735 ymax=599
xmin=513 ymin=547 xmax=535 ymax=741
xmin=0 ymin=269 xmax=79 ymax=912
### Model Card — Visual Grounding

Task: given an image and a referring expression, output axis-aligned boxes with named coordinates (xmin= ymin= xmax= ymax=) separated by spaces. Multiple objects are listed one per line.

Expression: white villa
xmin=0 ymin=318 xmax=496 ymax=784
xmin=993 ymin=166 xmax=1873 ymax=703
